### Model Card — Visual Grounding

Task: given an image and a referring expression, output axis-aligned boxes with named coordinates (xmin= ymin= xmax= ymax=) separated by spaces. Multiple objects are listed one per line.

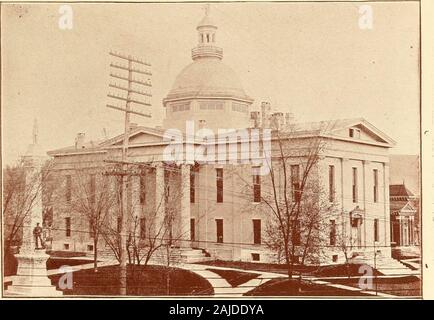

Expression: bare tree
xmin=66 ymin=167 xmax=116 ymax=272
xmin=236 ymin=123 xmax=338 ymax=279
xmin=100 ymin=164 xmax=191 ymax=267
xmin=3 ymin=160 xmax=53 ymax=258
xmin=335 ymin=214 xmax=353 ymax=278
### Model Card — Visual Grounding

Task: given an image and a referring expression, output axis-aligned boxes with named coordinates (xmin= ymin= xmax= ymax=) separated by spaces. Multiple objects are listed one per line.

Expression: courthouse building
xmin=46 ymin=11 xmax=398 ymax=265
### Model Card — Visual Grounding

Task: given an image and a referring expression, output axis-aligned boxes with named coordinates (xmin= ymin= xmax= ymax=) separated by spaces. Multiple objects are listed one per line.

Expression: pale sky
xmin=1 ymin=2 xmax=420 ymax=165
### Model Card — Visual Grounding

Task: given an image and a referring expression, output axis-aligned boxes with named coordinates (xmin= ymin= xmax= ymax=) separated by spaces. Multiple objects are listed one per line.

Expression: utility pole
xmin=106 ymin=51 xmax=152 ymax=295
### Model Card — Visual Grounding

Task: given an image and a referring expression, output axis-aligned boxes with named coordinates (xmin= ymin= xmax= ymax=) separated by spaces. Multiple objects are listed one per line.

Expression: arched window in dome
xmin=206 ymin=34 xmax=210 ymax=43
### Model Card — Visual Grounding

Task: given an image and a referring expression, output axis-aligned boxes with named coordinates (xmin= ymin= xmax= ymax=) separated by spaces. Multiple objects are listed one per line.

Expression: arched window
xmin=207 ymin=34 xmax=210 ymax=43
xmin=201 ymin=34 xmax=204 ymax=43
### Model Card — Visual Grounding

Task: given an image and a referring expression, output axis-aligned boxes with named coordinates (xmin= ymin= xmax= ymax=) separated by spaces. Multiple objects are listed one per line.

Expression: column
xmin=155 ymin=164 xmax=165 ymax=239
xmin=383 ymin=162 xmax=391 ymax=248
xmin=341 ymin=158 xmax=350 ymax=246
xmin=131 ymin=175 xmax=140 ymax=239
xmin=399 ymin=217 xmax=403 ymax=246
xmin=362 ymin=160 xmax=370 ymax=248
xmin=409 ymin=216 xmax=414 ymax=245
xmin=180 ymin=164 xmax=191 ymax=248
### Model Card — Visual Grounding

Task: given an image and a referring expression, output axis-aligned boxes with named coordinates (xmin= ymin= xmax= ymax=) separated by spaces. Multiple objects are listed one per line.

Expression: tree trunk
xmin=166 ymin=272 xmax=170 ymax=296
xmin=284 ymin=242 xmax=292 ymax=279
xmin=93 ymin=236 xmax=98 ymax=272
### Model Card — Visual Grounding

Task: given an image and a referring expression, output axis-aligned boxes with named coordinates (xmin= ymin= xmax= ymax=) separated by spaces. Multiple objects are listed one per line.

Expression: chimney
xmin=198 ymin=119 xmax=207 ymax=129
xmin=261 ymin=102 xmax=271 ymax=128
xmin=271 ymin=112 xmax=284 ymax=130
xmin=285 ymin=112 xmax=295 ymax=130
xmin=250 ymin=111 xmax=261 ymax=128
xmin=75 ymin=133 xmax=85 ymax=149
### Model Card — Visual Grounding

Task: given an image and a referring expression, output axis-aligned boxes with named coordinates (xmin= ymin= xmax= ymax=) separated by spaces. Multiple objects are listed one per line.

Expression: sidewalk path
xmin=176 ymin=263 xmax=281 ymax=297
xmin=167 ymin=262 xmax=399 ymax=298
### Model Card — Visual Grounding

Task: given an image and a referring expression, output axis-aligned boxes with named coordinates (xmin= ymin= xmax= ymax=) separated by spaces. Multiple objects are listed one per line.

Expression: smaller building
xmin=390 ymin=184 xmax=420 ymax=257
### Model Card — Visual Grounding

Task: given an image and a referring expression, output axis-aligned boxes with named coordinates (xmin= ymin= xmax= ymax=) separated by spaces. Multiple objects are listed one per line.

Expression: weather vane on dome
xmin=203 ymin=3 xmax=210 ymax=16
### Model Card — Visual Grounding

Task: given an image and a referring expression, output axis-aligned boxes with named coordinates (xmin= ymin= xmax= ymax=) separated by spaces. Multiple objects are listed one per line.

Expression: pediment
xmin=401 ymin=202 xmax=416 ymax=213
xmin=328 ymin=119 xmax=396 ymax=146
xmin=101 ymin=127 xmax=168 ymax=147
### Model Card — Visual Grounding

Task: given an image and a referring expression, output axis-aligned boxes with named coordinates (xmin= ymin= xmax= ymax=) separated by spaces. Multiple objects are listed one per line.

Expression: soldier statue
xmin=33 ymin=222 xmax=45 ymax=250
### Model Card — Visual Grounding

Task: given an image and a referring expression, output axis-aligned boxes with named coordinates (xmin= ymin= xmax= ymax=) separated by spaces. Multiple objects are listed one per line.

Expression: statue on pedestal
xmin=33 ymin=223 xmax=45 ymax=250
xmin=5 ymin=118 xmax=62 ymax=296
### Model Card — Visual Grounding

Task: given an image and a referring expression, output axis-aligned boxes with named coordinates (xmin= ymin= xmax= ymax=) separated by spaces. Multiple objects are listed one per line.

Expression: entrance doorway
xmin=351 ymin=216 xmax=362 ymax=248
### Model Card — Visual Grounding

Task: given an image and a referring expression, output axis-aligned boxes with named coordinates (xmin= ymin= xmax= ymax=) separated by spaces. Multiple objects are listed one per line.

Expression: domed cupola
xmin=192 ymin=6 xmax=223 ymax=60
xmin=163 ymin=5 xmax=254 ymax=132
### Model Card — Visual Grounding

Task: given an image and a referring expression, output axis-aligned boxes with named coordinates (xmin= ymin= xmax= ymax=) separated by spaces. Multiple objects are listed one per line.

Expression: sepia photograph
xmin=0 ymin=0 xmax=427 ymax=300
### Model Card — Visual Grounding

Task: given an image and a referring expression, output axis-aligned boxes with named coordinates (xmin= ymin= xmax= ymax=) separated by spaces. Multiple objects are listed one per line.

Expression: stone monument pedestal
xmin=5 ymin=249 xmax=63 ymax=297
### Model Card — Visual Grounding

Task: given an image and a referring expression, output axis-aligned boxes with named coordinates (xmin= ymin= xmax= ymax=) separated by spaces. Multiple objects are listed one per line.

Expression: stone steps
xmin=179 ymin=248 xmax=211 ymax=263
xmin=350 ymin=254 xmax=419 ymax=276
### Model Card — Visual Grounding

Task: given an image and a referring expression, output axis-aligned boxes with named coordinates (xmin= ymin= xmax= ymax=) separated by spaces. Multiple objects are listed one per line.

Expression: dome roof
xmin=164 ymin=58 xmax=253 ymax=102
xmin=197 ymin=15 xmax=217 ymax=29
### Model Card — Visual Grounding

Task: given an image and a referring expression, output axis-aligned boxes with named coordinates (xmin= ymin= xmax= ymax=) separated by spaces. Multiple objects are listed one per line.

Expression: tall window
xmin=65 ymin=217 xmax=71 ymax=237
xmin=89 ymin=174 xmax=96 ymax=206
xmin=190 ymin=169 xmax=195 ymax=203
xmin=374 ymin=219 xmax=379 ymax=242
xmin=329 ymin=165 xmax=335 ymax=202
xmin=373 ymin=169 xmax=378 ymax=203
xmin=216 ymin=219 xmax=223 ymax=243
xmin=140 ymin=218 xmax=146 ymax=240
xmin=65 ymin=175 xmax=72 ymax=202
xmin=139 ymin=175 xmax=146 ymax=205
xmin=253 ymin=219 xmax=261 ymax=245
xmin=352 ymin=167 xmax=358 ymax=203
xmin=291 ymin=165 xmax=301 ymax=202
xmin=253 ymin=171 xmax=261 ymax=203
xmin=330 ymin=220 xmax=336 ymax=246
xmin=216 ymin=168 xmax=223 ymax=203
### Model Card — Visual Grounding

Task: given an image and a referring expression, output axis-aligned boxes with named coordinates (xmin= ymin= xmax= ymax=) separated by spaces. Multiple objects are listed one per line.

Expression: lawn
xmin=206 ymin=268 xmax=259 ymax=287
xmin=244 ymin=277 xmax=370 ymax=296
xmin=331 ymin=275 xmax=421 ymax=297
xmin=197 ymin=260 xmax=312 ymax=275
xmin=198 ymin=260 xmax=381 ymax=277
xmin=311 ymin=263 xmax=383 ymax=277
xmin=48 ymin=264 xmax=214 ymax=296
